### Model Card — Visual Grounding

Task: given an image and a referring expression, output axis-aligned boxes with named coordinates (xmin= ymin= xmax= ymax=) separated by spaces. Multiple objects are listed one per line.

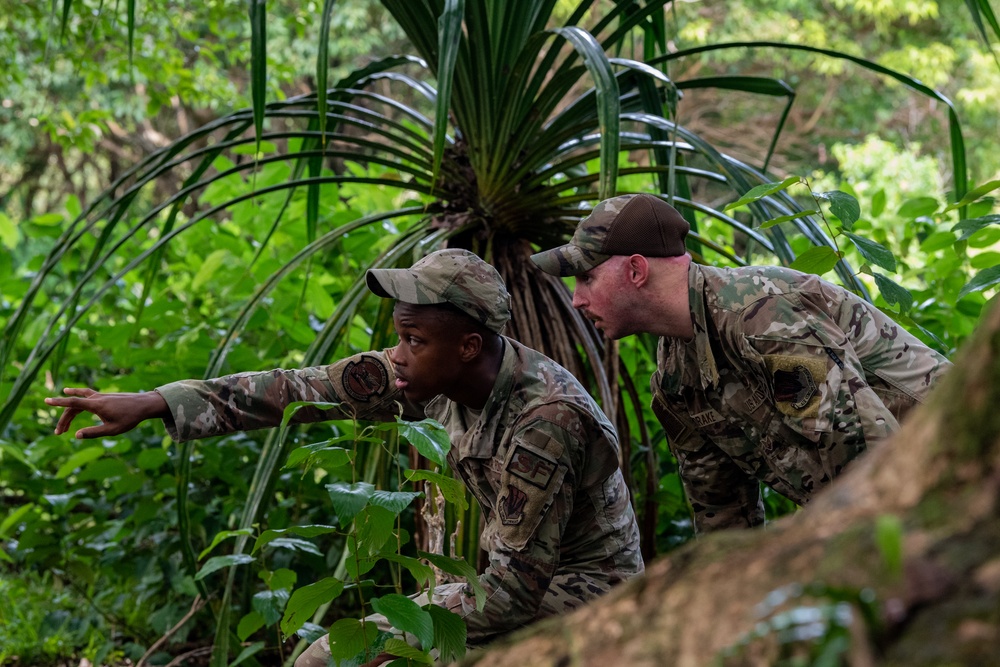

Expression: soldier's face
xmin=389 ymin=302 xmax=466 ymax=403
xmin=572 ymin=257 xmax=632 ymax=339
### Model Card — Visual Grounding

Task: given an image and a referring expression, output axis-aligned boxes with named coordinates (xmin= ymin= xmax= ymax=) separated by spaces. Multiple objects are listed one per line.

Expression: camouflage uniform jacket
xmin=157 ymin=337 xmax=643 ymax=644
xmin=652 ymin=264 xmax=951 ymax=533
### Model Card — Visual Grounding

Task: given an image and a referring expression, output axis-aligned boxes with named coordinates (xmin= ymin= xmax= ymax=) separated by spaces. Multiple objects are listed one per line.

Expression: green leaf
xmin=326 ymin=481 xmax=375 ymax=527
xmin=136 ymin=448 xmax=170 ymax=470
xmin=871 ymin=189 xmax=887 ymax=217
xmin=0 ymin=503 xmax=35 ymax=538
xmin=237 ymin=611 xmax=266 ymax=641
xmin=0 ymin=212 xmax=19 ymax=250
xmin=951 ymin=214 xmax=1000 ymax=241
xmin=419 ymin=551 xmax=486 ymax=612
xmin=264 ymin=568 xmax=298 ymax=592
xmin=370 ymin=490 xmax=422 ymax=515
xmin=56 ymin=446 xmax=106 ymax=479
xmin=897 ymin=197 xmax=940 ymax=219
xmin=788 ymin=246 xmax=841 ymax=276
xmin=355 ymin=505 xmax=397 ymax=558
xmin=284 ymin=442 xmax=355 ymax=470
xmin=723 ymin=176 xmax=801 ymax=212
xmin=919 ymin=231 xmax=959 ymax=253
xmin=192 ymin=249 xmax=230 ymax=291
xmin=875 ymin=514 xmax=903 ymax=577
xmin=759 ymin=210 xmax=819 ymax=229
xmin=230 ymin=641 xmax=265 ymax=667
xmin=252 ymin=525 xmax=338 ymax=555
xmin=958 ymin=265 xmax=1000 ymax=300
xmin=195 ymin=554 xmax=255 ymax=581
xmin=248 ymin=0 xmax=267 ymax=149
xmin=430 ymin=0 xmax=464 ymax=185
xmin=428 ymin=605 xmax=467 ymax=664
xmin=943 ymin=178 xmax=1000 ymax=212
xmin=381 ymin=554 xmax=435 ymax=589
xmin=872 ymin=274 xmax=914 ymax=313
xmin=200 ymin=528 xmax=255 ymax=560
xmin=0 ymin=440 xmax=37 ymax=472
xmin=266 ymin=537 xmax=324 ymax=556
xmin=843 ymin=232 xmax=896 ymax=272
xmin=252 ymin=589 xmax=290 ymax=625
xmin=814 ymin=191 xmax=861 ymax=229
xmin=325 ymin=618 xmax=380 ymax=663
xmin=280 ymin=577 xmax=346 ymax=636
xmin=279 ymin=401 xmax=342 ymax=430
xmin=405 ymin=469 xmax=469 ymax=511
xmin=392 ymin=418 xmax=451 ymax=468
xmin=370 ymin=594 xmax=434 ymax=650
xmin=383 ymin=637 xmax=433 ymax=663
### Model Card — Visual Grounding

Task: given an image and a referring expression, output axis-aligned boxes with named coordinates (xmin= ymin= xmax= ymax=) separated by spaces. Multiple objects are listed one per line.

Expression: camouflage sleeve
xmin=439 ymin=417 xmax=577 ymax=643
xmin=155 ymin=350 xmax=420 ymax=441
xmin=651 ymin=389 xmax=764 ymax=533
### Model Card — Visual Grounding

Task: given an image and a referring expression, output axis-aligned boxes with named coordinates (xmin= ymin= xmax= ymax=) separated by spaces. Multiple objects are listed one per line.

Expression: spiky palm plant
xmin=2 ymin=0 xmax=987 ymax=662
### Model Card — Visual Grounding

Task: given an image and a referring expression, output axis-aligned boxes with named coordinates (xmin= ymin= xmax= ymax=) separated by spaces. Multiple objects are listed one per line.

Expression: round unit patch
xmin=341 ymin=356 xmax=389 ymax=402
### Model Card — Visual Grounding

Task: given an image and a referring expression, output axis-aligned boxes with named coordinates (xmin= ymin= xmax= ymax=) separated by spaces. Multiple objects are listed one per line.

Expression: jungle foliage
xmin=1 ymin=0 xmax=999 ymax=664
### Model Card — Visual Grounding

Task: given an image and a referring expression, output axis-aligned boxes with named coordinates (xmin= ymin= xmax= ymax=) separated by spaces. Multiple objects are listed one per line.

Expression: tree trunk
xmin=463 ymin=300 xmax=1000 ymax=667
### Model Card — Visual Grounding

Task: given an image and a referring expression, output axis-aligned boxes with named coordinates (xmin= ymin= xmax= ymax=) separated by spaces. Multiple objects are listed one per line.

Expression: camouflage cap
xmin=366 ymin=248 xmax=512 ymax=333
xmin=530 ymin=193 xmax=690 ymax=276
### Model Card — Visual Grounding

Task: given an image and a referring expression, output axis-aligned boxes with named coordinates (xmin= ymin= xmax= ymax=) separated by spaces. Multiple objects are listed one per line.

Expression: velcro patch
xmin=498 ymin=484 xmax=528 ymax=525
xmin=341 ymin=356 xmax=389 ymax=402
xmin=764 ymin=355 xmax=827 ymax=418
xmin=506 ymin=445 xmax=558 ymax=490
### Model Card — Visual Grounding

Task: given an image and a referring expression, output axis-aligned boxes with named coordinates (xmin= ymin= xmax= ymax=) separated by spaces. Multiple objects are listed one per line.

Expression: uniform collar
xmin=659 ymin=263 xmax=719 ymax=393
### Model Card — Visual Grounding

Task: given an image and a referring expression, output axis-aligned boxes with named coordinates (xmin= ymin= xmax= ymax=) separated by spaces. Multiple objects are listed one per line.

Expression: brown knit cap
xmin=530 ymin=194 xmax=689 ymax=276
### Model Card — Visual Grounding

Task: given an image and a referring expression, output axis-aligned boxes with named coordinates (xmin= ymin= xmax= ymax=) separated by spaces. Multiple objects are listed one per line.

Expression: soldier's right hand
xmin=45 ymin=388 xmax=170 ymax=439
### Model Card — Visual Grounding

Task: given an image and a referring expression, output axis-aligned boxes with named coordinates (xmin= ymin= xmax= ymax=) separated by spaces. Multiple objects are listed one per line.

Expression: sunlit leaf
xmin=951 ymin=214 xmax=1000 ymax=241
xmin=405 ymin=469 xmax=469 ymax=510
xmin=943 ymin=178 xmax=1000 ymax=212
xmin=252 ymin=525 xmax=338 ymax=554
xmin=370 ymin=594 xmax=434 ymax=650
xmin=325 ymin=618 xmax=381 ymax=662
xmin=814 ymin=191 xmax=861 ymax=229
xmin=56 ymin=446 xmax=105 ymax=479
xmin=897 ymin=197 xmax=940 ymax=219
xmin=788 ymin=246 xmax=841 ymax=276
xmin=843 ymin=232 xmax=896 ymax=272
xmin=958 ymin=265 xmax=1000 ymax=300
xmin=383 ymin=418 xmax=451 ymax=467
xmin=195 ymin=554 xmax=255 ymax=581
xmin=872 ymin=274 xmax=914 ymax=313
xmin=200 ymin=528 xmax=255 ymax=560
xmin=759 ymin=210 xmax=819 ymax=229
xmin=280 ymin=577 xmax=346 ymax=636
xmin=723 ymin=176 xmax=802 ymax=212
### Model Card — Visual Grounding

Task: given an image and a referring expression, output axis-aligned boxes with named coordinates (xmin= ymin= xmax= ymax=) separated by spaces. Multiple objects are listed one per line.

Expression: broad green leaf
xmin=252 ymin=525 xmax=338 ymax=554
xmin=0 ymin=212 xmax=19 ymax=250
xmin=31 ymin=213 xmax=63 ymax=225
xmin=872 ymin=274 xmax=914 ymax=313
xmin=370 ymin=594 xmax=434 ymax=650
xmin=264 ymin=568 xmax=297 ymax=592
xmin=759 ymin=210 xmax=819 ymax=229
xmin=814 ymin=190 xmax=861 ymax=229
xmin=919 ymin=231 xmax=959 ymax=253
xmin=136 ymin=448 xmax=170 ymax=470
xmin=252 ymin=589 xmax=290 ymax=625
xmin=723 ymin=176 xmax=801 ymax=211
xmin=200 ymin=528 xmax=255 ymax=560
xmin=943 ymin=178 xmax=1000 ymax=212
xmin=325 ymin=618 xmax=380 ymax=663
xmin=0 ymin=503 xmax=35 ymax=538
xmin=405 ymin=469 xmax=469 ymax=510
xmin=284 ymin=442 xmax=356 ymax=470
xmin=370 ymin=490 xmax=422 ymax=515
xmin=279 ymin=401 xmax=343 ymax=430
xmin=0 ymin=547 xmax=12 ymax=563
xmin=192 ymin=249 xmax=230 ymax=291
xmin=428 ymin=605 xmax=467 ymax=663
xmin=56 ymin=446 xmax=106 ymax=479
xmin=381 ymin=554 xmax=434 ymax=589
xmin=843 ymin=232 xmax=896 ymax=272
xmin=971 ymin=251 xmax=1000 ymax=269
xmin=326 ymin=481 xmax=375 ymax=527
xmin=195 ymin=554 xmax=255 ymax=581
xmin=355 ymin=505 xmax=397 ymax=557
xmin=958 ymin=265 xmax=1000 ymax=300
xmin=788 ymin=246 xmax=841 ymax=276
xmin=383 ymin=637 xmax=432 ymax=663
xmin=0 ymin=440 xmax=37 ymax=472
xmin=430 ymin=0 xmax=464 ymax=185
xmin=267 ymin=537 xmax=324 ymax=556
xmin=952 ymin=214 xmax=1000 ymax=241
xmin=875 ymin=515 xmax=903 ymax=577
xmin=419 ymin=551 xmax=486 ymax=612
xmin=897 ymin=197 xmax=940 ymax=219
xmin=280 ymin=577 xmax=345 ymax=636
xmin=230 ymin=641 xmax=265 ymax=667
xmin=392 ymin=418 xmax=451 ymax=467
xmin=237 ymin=611 xmax=266 ymax=641
xmin=969 ymin=226 xmax=1000 ymax=248
xmin=871 ymin=189 xmax=887 ymax=217
xmin=295 ymin=622 xmax=327 ymax=643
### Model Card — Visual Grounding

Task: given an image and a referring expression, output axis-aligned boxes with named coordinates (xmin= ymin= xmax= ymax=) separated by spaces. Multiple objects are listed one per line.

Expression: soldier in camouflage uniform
xmin=46 ymin=248 xmax=643 ymax=663
xmin=531 ymin=193 xmax=951 ymax=533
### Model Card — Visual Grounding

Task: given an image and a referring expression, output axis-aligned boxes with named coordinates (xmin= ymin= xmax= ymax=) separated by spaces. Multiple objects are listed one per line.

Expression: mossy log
xmin=464 ymin=300 xmax=1000 ymax=667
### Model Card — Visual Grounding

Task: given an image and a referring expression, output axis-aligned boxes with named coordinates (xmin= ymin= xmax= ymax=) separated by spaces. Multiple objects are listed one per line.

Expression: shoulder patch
xmin=506 ymin=444 xmax=558 ymax=490
xmin=764 ymin=354 xmax=826 ymax=418
xmin=498 ymin=484 xmax=528 ymax=525
xmin=341 ymin=356 xmax=389 ymax=402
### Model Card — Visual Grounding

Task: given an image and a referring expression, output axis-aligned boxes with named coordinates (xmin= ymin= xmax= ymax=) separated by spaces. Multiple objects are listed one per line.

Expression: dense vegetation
xmin=1 ymin=0 xmax=998 ymax=664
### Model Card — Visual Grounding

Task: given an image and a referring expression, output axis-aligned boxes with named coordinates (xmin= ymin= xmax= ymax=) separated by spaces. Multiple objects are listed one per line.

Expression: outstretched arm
xmin=45 ymin=388 xmax=170 ymax=439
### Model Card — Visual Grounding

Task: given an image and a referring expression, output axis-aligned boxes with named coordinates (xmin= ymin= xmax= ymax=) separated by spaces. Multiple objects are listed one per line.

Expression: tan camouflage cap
xmin=366 ymin=248 xmax=512 ymax=333
xmin=530 ymin=193 xmax=690 ymax=276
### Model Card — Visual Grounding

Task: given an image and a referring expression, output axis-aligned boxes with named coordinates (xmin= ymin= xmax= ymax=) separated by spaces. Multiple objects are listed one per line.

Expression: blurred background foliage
xmin=1 ymin=0 xmax=998 ymax=664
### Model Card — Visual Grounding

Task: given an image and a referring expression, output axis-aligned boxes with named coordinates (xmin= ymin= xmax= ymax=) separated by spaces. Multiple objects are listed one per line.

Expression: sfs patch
xmin=341 ymin=356 xmax=389 ymax=402
xmin=764 ymin=354 xmax=827 ymax=418
xmin=498 ymin=484 xmax=528 ymax=525
xmin=506 ymin=445 xmax=558 ymax=490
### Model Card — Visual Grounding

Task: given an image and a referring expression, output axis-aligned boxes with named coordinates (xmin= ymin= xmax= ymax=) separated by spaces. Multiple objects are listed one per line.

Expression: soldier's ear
xmin=458 ymin=332 xmax=483 ymax=362
xmin=627 ymin=254 xmax=650 ymax=288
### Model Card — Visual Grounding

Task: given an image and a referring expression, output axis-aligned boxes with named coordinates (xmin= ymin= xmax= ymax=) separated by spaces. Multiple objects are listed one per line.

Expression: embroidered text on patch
xmin=507 ymin=445 xmax=557 ymax=490
xmin=341 ymin=356 xmax=388 ymax=402
xmin=498 ymin=484 xmax=527 ymax=525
